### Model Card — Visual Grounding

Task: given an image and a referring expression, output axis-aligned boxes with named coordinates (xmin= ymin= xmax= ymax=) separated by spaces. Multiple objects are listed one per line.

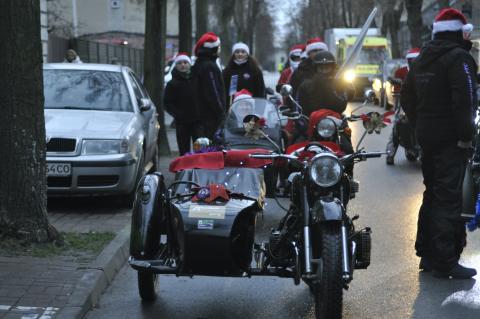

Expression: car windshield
xmin=44 ymin=69 xmax=133 ymax=112
xmin=351 ymin=47 xmax=389 ymax=65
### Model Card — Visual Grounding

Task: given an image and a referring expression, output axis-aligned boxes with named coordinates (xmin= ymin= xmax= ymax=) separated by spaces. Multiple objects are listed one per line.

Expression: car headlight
xmin=81 ymin=139 xmax=130 ymax=155
xmin=344 ymin=70 xmax=356 ymax=83
xmin=309 ymin=153 xmax=343 ymax=187
xmin=316 ymin=118 xmax=337 ymax=138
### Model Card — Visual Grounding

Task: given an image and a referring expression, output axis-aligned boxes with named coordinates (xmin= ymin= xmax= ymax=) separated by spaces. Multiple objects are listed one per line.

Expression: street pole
xmin=72 ymin=0 xmax=78 ymax=37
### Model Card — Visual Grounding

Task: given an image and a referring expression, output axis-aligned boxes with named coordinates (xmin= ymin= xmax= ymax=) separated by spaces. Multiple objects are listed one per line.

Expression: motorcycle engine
xmin=352 ymin=227 xmax=371 ymax=269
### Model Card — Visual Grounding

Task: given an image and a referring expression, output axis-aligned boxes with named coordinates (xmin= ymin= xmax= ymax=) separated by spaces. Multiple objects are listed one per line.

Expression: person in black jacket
xmin=191 ymin=32 xmax=226 ymax=140
xmin=164 ymin=53 xmax=202 ymax=155
xmin=290 ymin=37 xmax=328 ymax=98
xmin=297 ymin=51 xmax=355 ymax=175
xmin=401 ymin=8 xmax=478 ymax=279
xmin=223 ymin=42 xmax=265 ymax=109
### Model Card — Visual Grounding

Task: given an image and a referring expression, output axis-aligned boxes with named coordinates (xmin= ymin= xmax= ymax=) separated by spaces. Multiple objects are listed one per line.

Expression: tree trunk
xmin=195 ymin=0 xmax=208 ymax=40
xmin=178 ymin=0 xmax=192 ymax=54
xmin=405 ymin=0 xmax=424 ymax=48
xmin=144 ymin=0 xmax=170 ymax=155
xmin=0 ymin=0 xmax=59 ymax=242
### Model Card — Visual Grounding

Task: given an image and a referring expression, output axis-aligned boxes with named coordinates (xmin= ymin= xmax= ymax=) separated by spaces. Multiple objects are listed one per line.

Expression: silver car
xmin=43 ymin=63 xmax=160 ymax=202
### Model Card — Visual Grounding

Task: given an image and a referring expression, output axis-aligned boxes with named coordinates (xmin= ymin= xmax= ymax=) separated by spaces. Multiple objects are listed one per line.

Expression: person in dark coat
xmin=191 ymin=32 xmax=226 ymax=140
xmin=164 ymin=53 xmax=202 ymax=155
xmin=222 ymin=42 xmax=265 ymax=109
xmin=401 ymin=8 xmax=478 ymax=279
xmin=290 ymin=37 xmax=328 ymax=98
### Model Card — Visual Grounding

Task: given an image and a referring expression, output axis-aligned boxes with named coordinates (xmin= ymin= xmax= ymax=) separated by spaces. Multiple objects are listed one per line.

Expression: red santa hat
xmin=289 ymin=44 xmax=305 ymax=56
xmin=432 ymin=8 xmax=474 ymax=35
xmin=405 ymin=48 xmax=421 ymax=59
xmin=174 ymin=52 xmax=192 ymax=64
xmin=194 ymin=32 xmax=221 ymax=55
xmin=233 ymin=89 xmax=253 ymax=103
xmin=232 ymin=42 xmax=250 ymax=55
xmin=305 ymin=37 xmax=328 ymax=54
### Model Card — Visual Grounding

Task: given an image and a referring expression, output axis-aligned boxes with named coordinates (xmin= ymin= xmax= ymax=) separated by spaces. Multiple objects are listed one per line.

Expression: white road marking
xmin=0 ymin=305 xmax=59 ymax=318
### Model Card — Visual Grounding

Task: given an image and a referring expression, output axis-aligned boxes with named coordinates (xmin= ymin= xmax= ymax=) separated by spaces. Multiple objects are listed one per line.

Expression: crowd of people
xmin=164 ymin=8 xmax=478 ymax=278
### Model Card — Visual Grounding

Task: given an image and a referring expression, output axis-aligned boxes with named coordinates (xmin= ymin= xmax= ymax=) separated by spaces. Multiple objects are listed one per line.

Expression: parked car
xmin=371 ymin=58 xmax=407 ymax=109
xmin=43 ymin=63 xmax=160 ymax=205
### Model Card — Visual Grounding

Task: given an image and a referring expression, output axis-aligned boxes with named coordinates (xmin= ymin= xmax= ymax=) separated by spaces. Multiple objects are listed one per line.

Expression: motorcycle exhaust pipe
xmin=302 ymin=186 xmax=313 ymax=274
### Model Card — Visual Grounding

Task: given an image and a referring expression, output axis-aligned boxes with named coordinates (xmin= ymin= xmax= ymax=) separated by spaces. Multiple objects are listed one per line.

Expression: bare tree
xmin=405 ymin=0 xmax=424 ymax=48
xmin=211 ymin=0 xmax=236 ymax=62
xmin=380 ymin=0 xmax=404 ymax=58
xmin=144 ymin=0 xmax=170 ymax=155
xmin=254 ymin=1 xmax=275 ymax=70
xmin=195 ymin=0 xmax=208 ymax=40
xmin=178 ymin=0 xmax=192 ymax=54
xmin=0 ymin=0 xmax=59 ymax=242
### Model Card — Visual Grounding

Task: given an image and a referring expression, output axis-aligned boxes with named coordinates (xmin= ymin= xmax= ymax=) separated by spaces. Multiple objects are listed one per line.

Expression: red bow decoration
xmin=192 ymin=184 xmax=230 ymax=203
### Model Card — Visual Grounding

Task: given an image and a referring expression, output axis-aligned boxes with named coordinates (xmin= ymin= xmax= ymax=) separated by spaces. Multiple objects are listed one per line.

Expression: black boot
xmin=433 ymin=263 xmax=477 ymax=279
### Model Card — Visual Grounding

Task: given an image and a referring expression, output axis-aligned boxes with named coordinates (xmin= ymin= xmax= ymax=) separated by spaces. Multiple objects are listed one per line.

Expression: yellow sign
xmin=355 ymin=64 xmax=380 ymax=75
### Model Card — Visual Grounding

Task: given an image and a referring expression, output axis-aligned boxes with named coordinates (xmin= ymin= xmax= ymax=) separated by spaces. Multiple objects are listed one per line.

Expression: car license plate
xmin=47 ymin=163 xmax=71 ymax=177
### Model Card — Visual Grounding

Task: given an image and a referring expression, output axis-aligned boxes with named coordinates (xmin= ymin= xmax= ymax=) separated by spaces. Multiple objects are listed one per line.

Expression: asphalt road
xmin=85 ymin=102 xmax=480 ymax=319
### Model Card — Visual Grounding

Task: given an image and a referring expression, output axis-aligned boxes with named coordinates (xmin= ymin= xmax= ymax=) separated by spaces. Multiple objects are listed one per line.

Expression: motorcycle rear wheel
xmin=138 ymin=271 xmax=158 ymax=301
xmin=312 ymin=224 xmax=343 ymax=319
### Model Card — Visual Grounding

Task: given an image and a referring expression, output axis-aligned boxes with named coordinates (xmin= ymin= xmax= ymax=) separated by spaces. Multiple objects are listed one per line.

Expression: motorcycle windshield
xmin=224 ymin=98 xmax=281 ymax=151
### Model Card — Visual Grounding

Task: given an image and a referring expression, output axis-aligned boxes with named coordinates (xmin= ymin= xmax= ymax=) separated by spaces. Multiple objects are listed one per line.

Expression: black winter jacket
xmin=164 ymin=69 xmax=198 ymax=124
xmin=401 ymin=33 xmax=478 ymax=149
xmin=290 ymin=58 xmax=316 ymax=98
xmin=222 ymin=58 xmax=265 ymax=106
xmin=191 ymin=50 xmax=226 ymax=123
xmin=297 ymin=73 xmax=349 ymax=116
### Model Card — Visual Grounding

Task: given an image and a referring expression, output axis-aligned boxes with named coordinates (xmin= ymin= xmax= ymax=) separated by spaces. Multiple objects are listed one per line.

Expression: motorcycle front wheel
xmin=312 ymin=224 xmax=343 ymax=319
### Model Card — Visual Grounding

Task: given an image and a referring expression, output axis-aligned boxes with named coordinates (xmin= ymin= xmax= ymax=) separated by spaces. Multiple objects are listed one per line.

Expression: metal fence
xmin=47 ymin=36 xmax=144 ymax=76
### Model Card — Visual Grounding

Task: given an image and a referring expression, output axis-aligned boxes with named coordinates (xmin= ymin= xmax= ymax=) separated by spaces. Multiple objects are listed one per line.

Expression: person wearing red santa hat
xmin=191 ymin=32 xmax=226 ymax=140
xmin=385 ymin=48 xmax=421 ymax=165
xmin=401 ymin=8 xmax=478 ymax=278
xmin=222 ymin=42 xmax=266 ymax=109
xmin=164 ymin=53 xmax=202 ymax=155
xmin=290 ymin=37 xmax=329 ymax=98
xmin=276 ymin=44 xmax=305 ymax=93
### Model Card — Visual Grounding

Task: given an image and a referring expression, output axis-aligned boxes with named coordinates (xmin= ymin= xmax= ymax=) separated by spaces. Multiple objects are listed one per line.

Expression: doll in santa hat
xmin=222 ymin=42 xmax=266 ymax=109
xmin=401 ymin=8 xmax=478 ymax=279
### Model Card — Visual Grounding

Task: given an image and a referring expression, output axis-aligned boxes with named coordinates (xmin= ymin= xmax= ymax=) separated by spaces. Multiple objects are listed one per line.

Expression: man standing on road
xmin=191 ymin=32 xmax=226 ymax=140
xmin=402 ymin=8 xmax=478 ymax=279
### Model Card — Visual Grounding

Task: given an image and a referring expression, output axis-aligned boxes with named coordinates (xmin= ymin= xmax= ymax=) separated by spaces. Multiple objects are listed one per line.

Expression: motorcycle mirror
xmin=364 ymin=89 xmax=376 ymax=103
xmin=280 ymin=84 xmax=293 ymax=97
xmin=266 ymin=87 xmax=275 ymax=95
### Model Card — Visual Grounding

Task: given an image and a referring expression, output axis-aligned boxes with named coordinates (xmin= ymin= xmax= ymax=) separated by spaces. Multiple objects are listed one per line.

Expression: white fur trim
xmin=305 ymin=42 xmax=328 ymax=54
xmin=233 ymin=94 xmax=252 ymax=102
xmin=174 ymin=55 xmax=192 ymax=64
xmin=289 ymin=48 xmax=302 ymax=55
xmin=405 ymin=52 xmax=419 ymax=59
xmin=463 ymin=23 xmax=474 ymax=33
xmin=232 ymin=42 xmax=250 ymax=55
xmin=432 ymin=20 xmax=465 ymax=34
xmin=203 ymin=38 xmax=221 ymax=48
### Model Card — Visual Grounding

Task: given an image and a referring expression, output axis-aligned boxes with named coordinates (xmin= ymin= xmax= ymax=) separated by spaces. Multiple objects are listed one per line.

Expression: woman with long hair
xmin=222 ymin=42 xmax=265 ymax=109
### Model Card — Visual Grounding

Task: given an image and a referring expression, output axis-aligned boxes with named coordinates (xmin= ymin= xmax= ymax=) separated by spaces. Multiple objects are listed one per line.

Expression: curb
xmin=56 ymin=225 xmax=131 ymax=319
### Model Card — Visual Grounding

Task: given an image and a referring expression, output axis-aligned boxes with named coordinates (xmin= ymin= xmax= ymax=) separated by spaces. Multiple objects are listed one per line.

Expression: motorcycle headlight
xmin=344 ymin=70 xmax=356 ymax=83
xmin=316 ymin=118 xmax=336 ymax=138
xmin=81 ymin=139 xmax=130 ymax=155
xmin=309 ymin=153 xmax=343 ymax=187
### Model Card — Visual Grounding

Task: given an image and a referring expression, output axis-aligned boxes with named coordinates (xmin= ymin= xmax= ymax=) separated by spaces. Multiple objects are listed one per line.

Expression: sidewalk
xmin=0 ymin=127 xmax=179 ymax=319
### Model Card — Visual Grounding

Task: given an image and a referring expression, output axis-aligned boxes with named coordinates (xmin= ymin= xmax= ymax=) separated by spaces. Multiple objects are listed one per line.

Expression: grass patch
xmin=0 ymin=231 xmax=116 ymax=259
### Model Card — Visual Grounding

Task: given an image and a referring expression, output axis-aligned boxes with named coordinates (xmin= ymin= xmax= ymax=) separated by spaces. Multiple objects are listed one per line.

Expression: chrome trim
xmin=304 ymin=226 xmax=312 ymax=274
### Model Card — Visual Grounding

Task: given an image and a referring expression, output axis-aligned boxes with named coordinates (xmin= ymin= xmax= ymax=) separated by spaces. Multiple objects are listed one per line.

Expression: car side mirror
xmin=280 ymin=84 xmax=293 ymax=97
xmin=138 ymin=98 xmax=151 ymax=112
